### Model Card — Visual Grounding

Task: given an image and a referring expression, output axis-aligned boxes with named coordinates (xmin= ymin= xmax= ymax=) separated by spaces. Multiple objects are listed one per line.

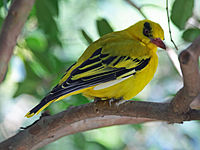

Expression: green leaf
xmin=80 ymin=29 xmax=93 ymax=45
xmin=131 ymin=97 xmax=141 ymax=101
xmin=13 ymin=62 xmax=42 ymax=98
xmin=24 ymin=61 xmax=41 ymax=80
xmin=13 ymin=79 xmax=41 ymax=98
xmin=0 ymin=1 xmax=3 ymax=8
xmin=96 ymin=18 xmax=113 ymax=36
xmin=85 ymin=141 xmax=109 ymax=150
xmin=28 ymin=6 xmax=36 ymax=19
xmin=46 ymin=0 xmax=59 ymax=17
xmin=0 ymin=0 xmax=10 ymax=10
xmin=50 ymin=61 xmax=76 ymax=87
xmin=130 ymin=124 xmax=143 ymax=130
xmin=31 ymin=51 xmax=58 ymax=74
xmin=47 ymin=99 xmax=69 ymax=114
xmin=182 ymin=28 xmax=200 ymax=42
xmin=35 ymin=0 xmax=61 ymax=46
xmin=0 ymin=16 xmax=3 ymax=29
xmin=171 ymin=0 xmax=194 ymax=30
xmin=36 ymin=0 xmax=59 ymax=17
xmin=25 ymin=34 xmax=47 ymax=52
xmin=66 ymin=94 xmax=90 ymax=106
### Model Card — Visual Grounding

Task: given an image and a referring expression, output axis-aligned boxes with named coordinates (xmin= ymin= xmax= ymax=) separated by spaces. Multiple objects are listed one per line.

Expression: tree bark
xmin=0 ymin=0 xmax=35 ymax=83
xmin=171 ymin=37 xmax=200 ymax=113
xmin=0 ymin=101 xmax=200 ymax=150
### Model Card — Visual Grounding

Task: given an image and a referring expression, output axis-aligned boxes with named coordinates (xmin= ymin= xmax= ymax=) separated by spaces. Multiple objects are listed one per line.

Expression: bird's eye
xmin=143 ymin=22 xmax=152 ymax=37
xmin=143 ymin=29 xmax=149 ymax=36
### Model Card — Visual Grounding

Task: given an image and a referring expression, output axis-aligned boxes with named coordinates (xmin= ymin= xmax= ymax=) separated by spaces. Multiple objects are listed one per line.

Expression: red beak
xmin=151 ymin=38 xmax=166 ymax=50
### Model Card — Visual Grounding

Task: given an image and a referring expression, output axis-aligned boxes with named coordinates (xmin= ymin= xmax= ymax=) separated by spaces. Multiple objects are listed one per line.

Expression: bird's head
xmin=127 ymin=19 xmax=166 ymax=50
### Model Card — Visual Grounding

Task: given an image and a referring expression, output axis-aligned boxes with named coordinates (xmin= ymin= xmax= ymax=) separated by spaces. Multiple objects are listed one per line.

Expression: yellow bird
xmin=25 ymin=19 xmax=166 ymax=118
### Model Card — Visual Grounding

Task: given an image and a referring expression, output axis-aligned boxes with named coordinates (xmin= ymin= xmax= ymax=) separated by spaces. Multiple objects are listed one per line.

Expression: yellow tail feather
xmin=25 ymin=87 xmax=93 ymax=118
xmin=25 ymin=100 xmax=55 ymax=118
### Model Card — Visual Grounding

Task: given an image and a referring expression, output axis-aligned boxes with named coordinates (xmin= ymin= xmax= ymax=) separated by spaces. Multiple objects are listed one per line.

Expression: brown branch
xmin=124 ymin=0 xmax=147 ymax=19
xmin=0 ymin=101 xmax=200 ymax=150
xmin=0 ymin=0 xmax=35 ymax=83
xmin=171 ymin=36 xmax=200 ymax=113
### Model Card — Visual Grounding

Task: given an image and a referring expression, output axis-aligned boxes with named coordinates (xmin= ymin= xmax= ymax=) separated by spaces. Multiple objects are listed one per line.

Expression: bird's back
xmin=25 ymin=19 xmax=164 ymax=118
xmin=78 ymin=30 xmax=159 ymax=99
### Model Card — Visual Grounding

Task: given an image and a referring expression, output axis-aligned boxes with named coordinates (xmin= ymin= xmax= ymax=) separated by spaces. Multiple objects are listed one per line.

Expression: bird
xmin=25 ymin=19 xmax=166 ymax=118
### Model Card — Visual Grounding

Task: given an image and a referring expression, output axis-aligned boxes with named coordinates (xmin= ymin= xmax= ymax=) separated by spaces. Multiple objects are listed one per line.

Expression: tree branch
xmin=0 ymin=100 xmax=200 ymax=150
xmin=0 ymin=0 xmax=35 ymax=83
xmin=171 ymin=36 xmax=200 ymax=113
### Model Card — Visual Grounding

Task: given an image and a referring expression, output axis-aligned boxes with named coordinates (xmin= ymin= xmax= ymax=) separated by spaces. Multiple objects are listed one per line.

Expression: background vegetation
xmin=0 ymin=0 xmax=200 ymax=149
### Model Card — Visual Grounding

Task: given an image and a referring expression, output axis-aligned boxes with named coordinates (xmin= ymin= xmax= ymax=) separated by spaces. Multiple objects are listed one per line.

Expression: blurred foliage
xmin=0 ymin=0 xmax=200 ymax=149
xmin=171 ymin=0 xmax=194 ymax=30
xmin=35 ymin=0 xmax=61 ymax=46
xmin=80 ymin=29 xmax=93 ymax=45
xmin=96 ymin=18 xmax=114 ymax=36
xmin=182 ymin=28 xmax=200 ymax=42
xmin=171 ymin=0 xmax=200 ymax=42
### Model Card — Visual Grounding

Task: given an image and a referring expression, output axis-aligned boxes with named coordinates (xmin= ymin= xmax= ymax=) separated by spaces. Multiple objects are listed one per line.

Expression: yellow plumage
xmin=25 ymin=19 xmax=165 ymax=118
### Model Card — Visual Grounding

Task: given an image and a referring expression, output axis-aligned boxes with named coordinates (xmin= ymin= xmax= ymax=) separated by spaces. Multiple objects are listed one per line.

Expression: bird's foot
xmin=94 ymin=97 xmax=128 ymax=107
xmin=115 ymin=99 xmax=129 ymax=106
xmin=108 ymin=97 xmax=125 ymax=107
xmin=108 ymin=98 xmax=115 ymax=106
xmin=94 ymin=97 xmax=102 ymax=103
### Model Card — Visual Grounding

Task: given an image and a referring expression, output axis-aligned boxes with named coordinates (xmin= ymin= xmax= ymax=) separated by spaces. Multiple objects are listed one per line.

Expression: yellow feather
xmin=26 ymin=19 xmax=165 ymax=118
xmin=25 ymin=100 xmax=55 ymax=118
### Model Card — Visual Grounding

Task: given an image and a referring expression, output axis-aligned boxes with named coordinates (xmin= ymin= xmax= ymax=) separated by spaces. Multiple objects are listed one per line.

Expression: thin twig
xmin=125 ymin=0 xmax=147 ymax=19
xmin=166 ymin=0 xmax=178 ymax=50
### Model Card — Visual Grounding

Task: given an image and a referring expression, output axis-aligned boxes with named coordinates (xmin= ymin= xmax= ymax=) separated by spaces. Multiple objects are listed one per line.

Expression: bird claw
xmin=94 ymin=97 xmax=127 ymax=107
xmin=108 ymin=98 xmax=115 ymax=106
xmin=94 ymin=97 xmax=102 ymax=103
xmin=115 ymin=99 xmax=129 ymax=106
xmin=108 ymin=97 xmax=126 ymax=106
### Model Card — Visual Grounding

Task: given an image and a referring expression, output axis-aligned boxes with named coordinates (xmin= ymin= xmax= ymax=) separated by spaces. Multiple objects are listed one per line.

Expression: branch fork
xmin=171 ymin=37 xmax=200 ymax=114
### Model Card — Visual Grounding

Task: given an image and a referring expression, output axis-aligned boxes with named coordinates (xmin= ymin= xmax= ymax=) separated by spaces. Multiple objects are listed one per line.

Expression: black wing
xmin=47 ymin=48 xmax=150 ymax=100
